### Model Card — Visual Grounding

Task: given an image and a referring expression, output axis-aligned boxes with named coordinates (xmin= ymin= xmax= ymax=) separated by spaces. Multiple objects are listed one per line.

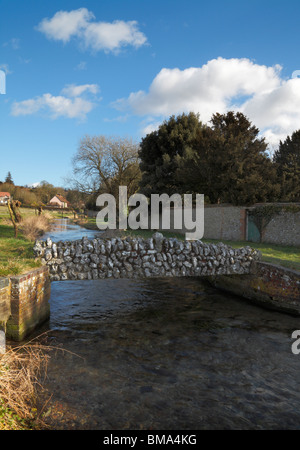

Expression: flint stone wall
xmin=33 ymin=233 xmax=261 ymax=282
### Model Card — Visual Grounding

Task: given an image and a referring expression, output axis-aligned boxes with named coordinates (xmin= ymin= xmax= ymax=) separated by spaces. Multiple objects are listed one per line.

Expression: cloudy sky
xmin=1 ymin=0 xmax=300 ymax=186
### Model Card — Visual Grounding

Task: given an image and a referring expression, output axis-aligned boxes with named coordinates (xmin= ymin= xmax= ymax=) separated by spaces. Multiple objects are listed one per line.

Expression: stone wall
xmin=203 ymin=205 xmax=247 ymax=241
xmin=6 ymin=266 xmax=51 ymax=341
xmin=208 ymin=261 xmax=300 ymax=315
xmin=262 ymin=211 xmax=300 ymax=247
xmin=86 ymin=204 xmax=300 ymax=246
xmin=33 ymin=233 xmax=261 ymax=282
xmin=87 ymin=206 xmax=247 ymax=241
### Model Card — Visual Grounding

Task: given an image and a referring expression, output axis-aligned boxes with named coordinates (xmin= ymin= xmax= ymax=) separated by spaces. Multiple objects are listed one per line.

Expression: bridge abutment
xmin=3 ymin=267 xmax=51 ymax=341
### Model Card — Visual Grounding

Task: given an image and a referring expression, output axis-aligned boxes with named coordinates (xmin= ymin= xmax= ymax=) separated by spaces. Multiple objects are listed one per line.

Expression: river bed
xmin=35 ymin=220 xmax=300 ymax=429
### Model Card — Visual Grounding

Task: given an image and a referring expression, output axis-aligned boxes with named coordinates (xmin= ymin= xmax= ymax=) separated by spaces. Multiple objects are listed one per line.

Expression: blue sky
xmin=1 ymin=0 xmax=300 ymax=187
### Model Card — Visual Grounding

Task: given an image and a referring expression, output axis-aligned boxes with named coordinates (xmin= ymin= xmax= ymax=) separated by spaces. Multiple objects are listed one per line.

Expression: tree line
xmin=2 ymin=111 xmax=299 ymax=209
xmin=71 ymin=111 xmax=300 ymax=207
xmin=0 ymin=177 xmax=86 ymax=210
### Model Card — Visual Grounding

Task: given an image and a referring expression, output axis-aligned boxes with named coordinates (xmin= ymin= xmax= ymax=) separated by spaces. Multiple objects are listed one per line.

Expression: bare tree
xmin=72 ymin=135 xmax=141 ymax=204
xmin=7 ymin=199 xmax=22 ymax=237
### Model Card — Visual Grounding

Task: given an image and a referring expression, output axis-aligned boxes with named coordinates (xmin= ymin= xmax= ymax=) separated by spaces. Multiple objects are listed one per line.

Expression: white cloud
xmin=11 ymin=83 xmax=100 ymax=120
xmin=61 ymin=83 xmax=99 ymax=97
xmin=11 ymin=94 xmax=94 ymax=120
xmin=82 ymin=20 xmax=147 ymax=53
xmin=11 ymin=97 xmax=43 ymax=116
xmin=114 ymin=58 xmax=281 ymax=120
xmin=36 ymin=8 xmax=93 ymax=43
xmin=113 ymin=57 xmax=300 ymax=148
xmin=241 ymin=78 xmax=300 ymax=145
xmin=36 ymin=8 xmax=147 ymax=53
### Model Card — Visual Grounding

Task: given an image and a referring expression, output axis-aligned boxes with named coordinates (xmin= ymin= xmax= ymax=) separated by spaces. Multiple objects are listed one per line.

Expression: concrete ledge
xmin=208 ymin=261 xmax=300 ymax=315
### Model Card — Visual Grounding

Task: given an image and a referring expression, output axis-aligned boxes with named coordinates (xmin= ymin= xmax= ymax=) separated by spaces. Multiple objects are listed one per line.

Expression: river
xmin=35 ymin=219 xmax=300 ymax=430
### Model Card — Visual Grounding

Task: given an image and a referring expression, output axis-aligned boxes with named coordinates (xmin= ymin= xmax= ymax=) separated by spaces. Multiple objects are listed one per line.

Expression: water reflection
xmin=38 ymin=219 xmax=300 ymax=430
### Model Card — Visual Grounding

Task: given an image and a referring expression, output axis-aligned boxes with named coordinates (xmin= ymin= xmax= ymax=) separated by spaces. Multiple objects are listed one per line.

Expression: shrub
xmin=0 ymin=342 xmax=49 ymax=429
xmin=19 ymin=215 xmax=51 ymax=241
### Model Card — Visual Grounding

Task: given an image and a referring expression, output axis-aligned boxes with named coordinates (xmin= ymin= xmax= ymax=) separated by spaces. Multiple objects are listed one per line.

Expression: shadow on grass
xmin=0 ymin=224 xmax=16 ymax=239
xmin=0 ymin=225 xmax=41 ymax=277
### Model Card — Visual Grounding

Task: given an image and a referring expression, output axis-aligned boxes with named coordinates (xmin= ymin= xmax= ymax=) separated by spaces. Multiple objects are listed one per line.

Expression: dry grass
xmin=19 ymin=215 xmax=51 ymax=241
xmin=0 ymin=341 xmax=50 ymax=429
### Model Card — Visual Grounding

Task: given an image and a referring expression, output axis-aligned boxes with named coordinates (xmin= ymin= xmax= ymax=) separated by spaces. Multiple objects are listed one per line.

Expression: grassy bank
xmin=0 ymin=206 xmax=76 ymax=278
xmin=0 ymin=228 xmax=42 ymax=277
xmin=75 ymin=217 xmax=300 ymax=272
xmin=0 ymin=206 xmax=55 ymax=278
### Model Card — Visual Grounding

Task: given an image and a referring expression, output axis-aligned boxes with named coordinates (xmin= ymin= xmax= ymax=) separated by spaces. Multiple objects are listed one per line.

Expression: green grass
xmin=0 ymin=208 xmax=42 ymax=277
xmin=0 ymin=206 xmax=74 ymax=222
xmin=0 ymin=225 xmax=41 ymax=277
xmin=0 ymin=206 xmax=36 ymax=222
xmin=73 ymin=216 xmax=98 ymax=229
xmin=203 ymin=238 xmax=300 ymax=272
xmin=0 ymin=206 xmax=76 ymax=278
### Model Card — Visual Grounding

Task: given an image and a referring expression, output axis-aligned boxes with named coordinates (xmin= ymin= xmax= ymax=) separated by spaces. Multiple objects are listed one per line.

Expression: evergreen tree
xmin=208 ymin=111 xmax=279 ymax=204
xmin=139 ymin=111 xmax=279 ymax=205
xmin=273 ymin=130 xmax=300 ymax=201
xmin=139 ymin=112 xmax=205 ymax=196
xmin=5 ymin=171 xmax=14 ymax=185
xmin=177 ymin=112 xmax=279 ymax=204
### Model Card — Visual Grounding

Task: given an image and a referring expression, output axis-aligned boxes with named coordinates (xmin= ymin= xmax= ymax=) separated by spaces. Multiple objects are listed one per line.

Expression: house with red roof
xmin=0 ymin=192 xmax=11 ymax=205
xmin=49 ymin=194 xmax=71 ymax=208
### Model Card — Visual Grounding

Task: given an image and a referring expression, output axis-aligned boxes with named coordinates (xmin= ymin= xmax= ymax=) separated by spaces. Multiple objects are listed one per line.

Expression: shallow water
xmin=36 ymin=220 xmax=300 ymax=430
xmin=43 ymin=218 xmax=102 ymax=242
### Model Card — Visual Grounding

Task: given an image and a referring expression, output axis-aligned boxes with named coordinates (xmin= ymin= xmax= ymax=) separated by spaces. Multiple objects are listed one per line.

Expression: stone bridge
xmin=33 ymin=232 xmax=261 ymax=281
xmin=2 ymin=233 xmax=300 ymax=348
xmin=0 ymin=233 xmax=262 ymax=346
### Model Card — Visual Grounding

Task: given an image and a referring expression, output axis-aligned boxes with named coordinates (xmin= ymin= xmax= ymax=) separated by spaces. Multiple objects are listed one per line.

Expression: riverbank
xmin=0 ymin=207 xmax=74 ymax=278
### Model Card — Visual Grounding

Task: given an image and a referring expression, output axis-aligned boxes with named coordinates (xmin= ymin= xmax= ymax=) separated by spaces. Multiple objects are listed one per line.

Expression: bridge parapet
xmin=34 ymin=233 xmax=261 ymax=282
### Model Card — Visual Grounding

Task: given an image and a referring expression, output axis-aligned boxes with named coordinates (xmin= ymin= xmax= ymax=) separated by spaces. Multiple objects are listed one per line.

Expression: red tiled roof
xmin=50 ymin=194 xmax=71 ymax=205
xmin=56 ymin=194 xmax=69 ymax=203
xmin=0 ymin=192 xmax=11 ymax=197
